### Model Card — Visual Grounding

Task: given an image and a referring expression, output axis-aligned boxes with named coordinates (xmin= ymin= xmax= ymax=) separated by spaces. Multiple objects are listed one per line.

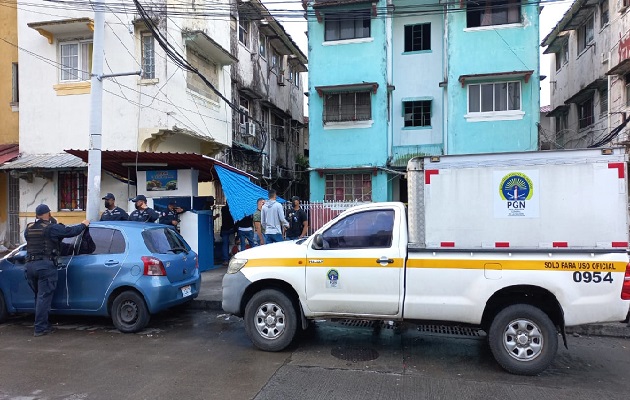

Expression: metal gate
xmin=8 ymin=175 xmax=19 ymax=247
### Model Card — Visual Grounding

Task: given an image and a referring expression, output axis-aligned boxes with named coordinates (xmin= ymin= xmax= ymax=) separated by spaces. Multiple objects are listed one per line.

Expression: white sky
xmin=263 ymin=1 xmax=574 ymax=109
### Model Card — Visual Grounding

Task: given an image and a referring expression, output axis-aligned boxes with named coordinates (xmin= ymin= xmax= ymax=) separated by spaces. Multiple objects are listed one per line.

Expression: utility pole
xmin=87 ymin=2 xmax=140 ymax=220
xmin=86 ymin=2 xmax=104 ymax=221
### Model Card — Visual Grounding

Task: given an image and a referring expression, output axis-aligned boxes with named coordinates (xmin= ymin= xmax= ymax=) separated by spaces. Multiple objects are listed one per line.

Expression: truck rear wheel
xmin=488 ymin=304 xmax=558 ymax=375
xmin=244 ymin=289 xmax=297 ymax=352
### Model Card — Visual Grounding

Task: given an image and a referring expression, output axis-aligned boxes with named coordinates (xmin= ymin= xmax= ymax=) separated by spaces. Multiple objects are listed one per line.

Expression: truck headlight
xmin=227 ymin=258 xmax=248 ymax=274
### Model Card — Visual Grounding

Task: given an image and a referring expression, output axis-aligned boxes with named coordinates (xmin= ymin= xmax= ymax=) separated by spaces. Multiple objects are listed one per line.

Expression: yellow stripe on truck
xmin=244 ymin=258 xmax=405 ymax=268
xmin=406 ymin=258 xmax=627 ymax=272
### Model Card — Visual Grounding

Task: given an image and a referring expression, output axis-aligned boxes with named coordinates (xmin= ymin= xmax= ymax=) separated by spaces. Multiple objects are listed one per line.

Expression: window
xmin=468 ymin=82 xmax=521 ymax=113
xmin=626 ymin=73 xmax=630 ymax=107
xmin=142 ymin=228 xmax=190 ymax=254
xmin=324 ymin=10 xmax=371 ymax=41
xmin=403 ymin=100 xmax=431 ymax=127
xmin=555 ymin=43 xmax=568 ymax=71
xmin=467 ymin=0 xmax=521 ymax=28
xmin=259 ymin=32 xmax=267 ymax=58
xmin=600 ymin=88 xmax=608 ymax=115
xmin=186 ymin=49 xmax=219 ymax=102
xmin=577 ymin=16 xmax=594 ymax=54
xmin=239 ymin=18 xmax=249 ymax=47
xmin=141 ymin=33 xmax=155 ymax=79
xmin=270 ymin=49 xmax=280 ymax=73
xmin=77 ymin=228 xmax=126 ymax=255
xmin=324 ymin=91 xmax=372 ymax=122
xmin=320 ymin=210 xmax=394 ymax=249
xmin=294 ymin=71 xmax=300 ymax=87
xmin=325 ymin=173 xmax=372 ymax=201
xmin=11 ymin=62 xmax=18 ymax=103
xmin=59 ymin=41 xmax=93 ymax=82
xmin=578 ymin=97 xmax=594 ymax=129
xmin=239 ymin=96 xmax=250 ymax=126
xmin=600 ymin=0 xmax=609 ymax=28
xmin=404 ymin=23 xmax=430 ymax=52
xmin=58 ymin=171 xmax=87 ymax=211
xmin=555 ymin=111 xmax=568 ymax=148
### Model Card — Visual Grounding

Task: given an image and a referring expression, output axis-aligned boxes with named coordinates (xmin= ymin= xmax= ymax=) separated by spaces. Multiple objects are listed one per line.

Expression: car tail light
xmin=622 ymin=263 xmax=630 ymax=300
xmin=142 ymin=256 xmax=166 ymax=276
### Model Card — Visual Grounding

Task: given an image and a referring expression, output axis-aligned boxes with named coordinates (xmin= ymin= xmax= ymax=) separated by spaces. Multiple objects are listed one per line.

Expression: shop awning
xmin=215 ymin=165 xmax=284 ymax=222
xmin=64 ymin=150 xmax=254 ymax=182
xmin=0 ymin=152 xmax=86 ymax=170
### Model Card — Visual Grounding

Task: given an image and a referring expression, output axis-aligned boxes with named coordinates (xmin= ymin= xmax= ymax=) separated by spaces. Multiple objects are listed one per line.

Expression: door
xmin=305 ymin=207 xmax=403 ymax=315
xmin=66 ymin=227 xmax=126 ymax=311
xmin=51 ymin=235 xmax=81 ymax=310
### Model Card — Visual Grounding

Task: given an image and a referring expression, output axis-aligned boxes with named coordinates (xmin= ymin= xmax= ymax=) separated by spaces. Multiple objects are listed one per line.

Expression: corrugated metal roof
xmin=0 ymin=153 xmax=86 ymax=170
xmin=540 ymin=105 xmax=552 ymax=113
xmin=0 ymin=144 xmax=19 ymax=165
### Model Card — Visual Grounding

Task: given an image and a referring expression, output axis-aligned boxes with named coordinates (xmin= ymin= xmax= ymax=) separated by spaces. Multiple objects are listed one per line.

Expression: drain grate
xmin=416 ymin=324 xmax=484 ymax=337
xmin=338 ymin=320 xmax=396 ymax=329
xmin=331 ymin=345 xmax=379 ymax=362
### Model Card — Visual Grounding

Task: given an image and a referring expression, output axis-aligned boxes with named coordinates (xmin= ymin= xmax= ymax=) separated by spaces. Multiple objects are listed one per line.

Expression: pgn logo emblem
xmin=499 ymin=172 xmax=533 ymax=210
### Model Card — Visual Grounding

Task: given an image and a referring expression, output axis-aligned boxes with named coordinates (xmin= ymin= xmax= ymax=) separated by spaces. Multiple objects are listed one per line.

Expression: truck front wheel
xmin=244 ymin=289 xmax=298 ymax=352
xmin=488 ymin=304 xmax=558 ymax=375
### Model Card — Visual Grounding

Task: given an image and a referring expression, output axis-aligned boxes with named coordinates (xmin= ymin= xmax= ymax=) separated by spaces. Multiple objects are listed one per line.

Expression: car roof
xmin=89 ymin=221 xmax=170 ymax=232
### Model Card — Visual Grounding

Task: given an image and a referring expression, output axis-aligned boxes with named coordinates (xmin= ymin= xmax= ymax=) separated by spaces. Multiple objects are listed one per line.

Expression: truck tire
xmin=488 ymin=304 xmax=558 ymax=376
xmin=111 ymin=290 xmax=150 ymax=333
xmin=244 ymin=289 xmax=298 ymax=352
xmin=0 ymin=290 xmax=8 ymax=323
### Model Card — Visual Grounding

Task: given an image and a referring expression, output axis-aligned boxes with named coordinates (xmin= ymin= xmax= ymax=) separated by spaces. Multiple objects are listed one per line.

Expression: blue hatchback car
xmin=0 ymin=221 xmax=200 ymax=333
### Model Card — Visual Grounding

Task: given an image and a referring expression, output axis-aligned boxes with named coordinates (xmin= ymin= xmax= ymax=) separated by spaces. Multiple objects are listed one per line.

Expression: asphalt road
xmin=0 ymin=310 xmax=629 ymax=400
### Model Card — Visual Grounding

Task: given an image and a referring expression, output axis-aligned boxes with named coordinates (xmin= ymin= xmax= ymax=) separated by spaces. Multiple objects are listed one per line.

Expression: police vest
xmin=25 ymin=220 xmax=58 ymax=259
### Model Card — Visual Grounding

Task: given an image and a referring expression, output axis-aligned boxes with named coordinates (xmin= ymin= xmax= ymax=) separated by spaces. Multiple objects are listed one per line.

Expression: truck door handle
xmin=376 ymin=257 xmax=394 ymax=264
xmin=104 ymin=260 xmax=120 ymax=267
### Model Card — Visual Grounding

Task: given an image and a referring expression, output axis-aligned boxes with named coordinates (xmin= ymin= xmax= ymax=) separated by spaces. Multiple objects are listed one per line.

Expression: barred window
xmin=324 ymin=91 xmax=371 ymax=123
xmin=58 ymin=171 xmax=87 ymax=211
xmin=404 ymin=23 xmax=431 ymax=52
xmin=324 ymin=10 xmax=371 ymax=41
xmin=141 ymin=33 xmax=155 ymax=79
xmin=325 ymin=174 xmax=372 ymax=201
xmin=403 ymin=100 xmax=431 ymax=127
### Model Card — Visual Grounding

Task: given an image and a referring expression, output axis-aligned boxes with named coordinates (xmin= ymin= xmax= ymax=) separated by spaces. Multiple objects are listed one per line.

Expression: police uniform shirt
xmin=129 ymin=207 xmax=160 ymax=223
xmin=100 ymin=206 xmax=129 ymax=221
xmin=159 ymin=209 xmax=179 ymax=225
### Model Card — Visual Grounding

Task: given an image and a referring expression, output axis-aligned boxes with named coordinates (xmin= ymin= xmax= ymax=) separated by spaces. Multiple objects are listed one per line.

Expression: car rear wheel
xmin=244 ymin=289 xmax=297 ymax=352
xmin=111 ymin=290 xmax=150 ymax=333
xmin=488 ymin=304 xmax=558 ymax=375
xmin=0 ymin=290 xmax=8 ymax=323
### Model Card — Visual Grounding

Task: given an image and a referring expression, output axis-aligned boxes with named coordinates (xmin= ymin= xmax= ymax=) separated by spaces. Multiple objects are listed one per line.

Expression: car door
xmin=305 ymin=206 xmax=404 ymax=316
xmin=52 ymin=235 xmax=81 ymax=310
xmin=66 ymin=227 xmax=126 ymax=311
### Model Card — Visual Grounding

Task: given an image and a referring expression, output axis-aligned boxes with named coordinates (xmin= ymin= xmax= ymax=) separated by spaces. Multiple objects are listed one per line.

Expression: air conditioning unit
xmin=602 ymin=52 xmax=609 ymax=63
xmin=245 ymin=122 xmax=256 ymax=137
xmin=277 ymin=72 xmax=285 ymax=86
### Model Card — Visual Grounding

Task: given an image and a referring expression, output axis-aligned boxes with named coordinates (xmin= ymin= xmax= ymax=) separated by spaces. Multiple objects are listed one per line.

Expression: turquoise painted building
xmin=307 ymin=0 xmax=540 ymax=202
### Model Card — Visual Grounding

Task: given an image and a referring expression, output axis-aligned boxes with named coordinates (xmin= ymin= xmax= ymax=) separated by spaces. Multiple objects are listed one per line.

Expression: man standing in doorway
xmin=24 ymin=204 xmax=89 ymax=337
xmin=100 ymin=193 xmax=128 ymax=221
xmin=129 ymin=195 xmax=159 ymax=222
xmin=285 ymin=196 xmax=308 ymax=240
xmin=261 ymin=189 xmax=289 ymax=244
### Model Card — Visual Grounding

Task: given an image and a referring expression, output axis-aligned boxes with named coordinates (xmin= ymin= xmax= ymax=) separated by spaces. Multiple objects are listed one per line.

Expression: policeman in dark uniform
xmin=158 ymin=201 xmax=184 ymax=231
xmin=100 ymin=193 xmax=129 ymax=221
xmin=128 ymin=194 xmax=159 ymax=222
xmin=25 ymin=204 xmax=89 ymax=337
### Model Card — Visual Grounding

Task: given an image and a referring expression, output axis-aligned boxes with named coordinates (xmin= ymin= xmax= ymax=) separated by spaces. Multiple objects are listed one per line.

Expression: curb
xmin=190 ymin=298 xmax=223 ymax=311
xmin=565 ymin=323 xmax=630 ymax=339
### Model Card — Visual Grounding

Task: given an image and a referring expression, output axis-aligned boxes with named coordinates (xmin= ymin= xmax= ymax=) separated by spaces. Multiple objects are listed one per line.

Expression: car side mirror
xmin=312 ymin=234 xmax=324 ymax=250
xmin=12 ymin=251 xmax=27 ymax=264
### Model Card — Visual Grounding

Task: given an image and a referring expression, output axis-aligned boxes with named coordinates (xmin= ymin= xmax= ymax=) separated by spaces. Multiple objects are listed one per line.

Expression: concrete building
xmin=228 ymin=0 xmax=308 ymax=198
xmin=306 ymin=0 xmax=541 ymax=202
xmin=0 ymin=0 xmax=306 ymax=238
xmin=542 ymin=0 xmax=616 ymax=149
xmin=0 ymin=0 xmax=20 ymax=247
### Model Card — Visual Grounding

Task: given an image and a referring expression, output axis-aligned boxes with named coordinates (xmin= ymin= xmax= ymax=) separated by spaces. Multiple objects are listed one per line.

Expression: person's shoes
xmin=33 ymin=328 xmax=57 ymax=337
xmin=222 ymin=260 xmax=229 ymax=266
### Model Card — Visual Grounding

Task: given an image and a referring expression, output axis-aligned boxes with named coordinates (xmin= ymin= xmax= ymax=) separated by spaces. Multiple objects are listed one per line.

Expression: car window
xmin=60 ymin=236 xmax=78 ymax=256
xmin=321 ymin=210 xmax=394 ymax=249
xmin=77 ymin=228 xmax=126 ymax=255
xmin=142 ymin=228 xmax=190 ymax=254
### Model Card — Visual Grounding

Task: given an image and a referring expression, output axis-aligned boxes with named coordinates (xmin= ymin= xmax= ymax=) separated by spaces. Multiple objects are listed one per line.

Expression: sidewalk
xmin=191 ymin=269 xmax=630 ymax=338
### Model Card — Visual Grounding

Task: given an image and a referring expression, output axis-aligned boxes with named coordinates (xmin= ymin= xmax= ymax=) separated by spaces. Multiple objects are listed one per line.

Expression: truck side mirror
xmin=312 ymin=234 xmax=324 ymax=250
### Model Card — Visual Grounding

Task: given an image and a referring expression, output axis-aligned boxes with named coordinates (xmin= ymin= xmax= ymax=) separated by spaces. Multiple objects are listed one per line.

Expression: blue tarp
xmin=215 ymin=165 xmax=285 ymax=222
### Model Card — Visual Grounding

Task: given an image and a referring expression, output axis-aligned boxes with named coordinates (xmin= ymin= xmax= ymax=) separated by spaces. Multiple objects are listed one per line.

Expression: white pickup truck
xmin=222 ymin=148 xmax=630 ymax=375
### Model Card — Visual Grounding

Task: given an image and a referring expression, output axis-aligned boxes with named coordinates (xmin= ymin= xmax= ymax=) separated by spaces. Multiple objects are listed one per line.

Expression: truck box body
xmin=408 ymin=148 xmax=629 ymax=249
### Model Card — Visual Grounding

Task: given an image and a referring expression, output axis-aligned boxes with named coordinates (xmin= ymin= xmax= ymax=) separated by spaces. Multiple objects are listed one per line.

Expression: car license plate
xmin=181 ymin=285 xmax=192 ymax=297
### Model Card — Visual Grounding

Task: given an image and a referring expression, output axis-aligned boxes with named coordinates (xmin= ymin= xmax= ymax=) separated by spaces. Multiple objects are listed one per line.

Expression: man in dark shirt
xmin=24 ymin=204 xmax=89 ymax=337
xmin=128 ymin=194 xmax=159 ymax=222
xmin=100 ymin=193 xmax=129 ymax=221
xmin=285 ymin=196 xmax=308 ymax=240
xmin=159 ymin=201 xmax=184 ymax=230
xmin=219 ymin=203 xmax=234 ymax=265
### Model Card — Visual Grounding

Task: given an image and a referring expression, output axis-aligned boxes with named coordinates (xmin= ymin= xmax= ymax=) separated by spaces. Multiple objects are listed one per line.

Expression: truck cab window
xmin=322 ymin=210 xmax=394 ymax=249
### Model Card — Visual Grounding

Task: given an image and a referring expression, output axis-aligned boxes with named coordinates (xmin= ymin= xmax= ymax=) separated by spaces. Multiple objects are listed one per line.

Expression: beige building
xmin=0 ymin=0 xmax=20 ymax=247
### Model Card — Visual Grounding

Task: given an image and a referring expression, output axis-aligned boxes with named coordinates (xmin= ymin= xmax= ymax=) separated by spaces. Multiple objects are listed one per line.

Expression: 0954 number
xmin=572 ymin=271 xmax=613 ymax=283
